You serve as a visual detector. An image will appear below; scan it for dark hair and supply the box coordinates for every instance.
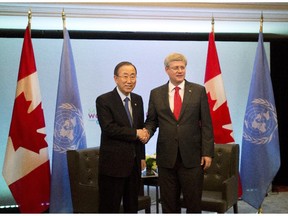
[114,61,137,76]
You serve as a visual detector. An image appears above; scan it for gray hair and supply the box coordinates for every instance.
[164,53,187,67]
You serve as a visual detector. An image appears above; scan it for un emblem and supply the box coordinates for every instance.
[54,103,85,153]
[243,98,278,145]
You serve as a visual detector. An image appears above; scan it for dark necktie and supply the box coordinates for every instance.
[174,86,182,120]
[124,97,133,126]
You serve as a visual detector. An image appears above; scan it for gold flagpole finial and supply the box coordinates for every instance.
[28,9,32,29]
[62,9,66,29]
[260,12,263,33]
[211,15,215,33]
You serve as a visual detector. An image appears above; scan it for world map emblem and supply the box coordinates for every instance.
[54,103,85,153]
[243,98,278,145]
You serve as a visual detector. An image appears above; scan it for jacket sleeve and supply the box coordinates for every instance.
[144,90,159,139]
[200,87,214,157]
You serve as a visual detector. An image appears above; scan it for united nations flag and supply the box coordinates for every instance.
[240,31,281,210]
[50,27,87,213]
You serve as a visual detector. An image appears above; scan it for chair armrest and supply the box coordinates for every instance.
[222,175,238,208]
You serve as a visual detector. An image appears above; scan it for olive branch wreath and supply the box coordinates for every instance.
[243,98,278,145]
[53,103,85,153]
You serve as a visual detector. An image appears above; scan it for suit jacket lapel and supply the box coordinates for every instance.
[161,83,175,119]
[112,88,131,127]
[130,94,138,127]
[179,82,193,120]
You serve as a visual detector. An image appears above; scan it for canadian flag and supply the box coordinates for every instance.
[204,32,242,196]
[2,25,50,213]
[204,32,235,144]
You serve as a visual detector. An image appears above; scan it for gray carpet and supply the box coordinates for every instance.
[139,187,288,214]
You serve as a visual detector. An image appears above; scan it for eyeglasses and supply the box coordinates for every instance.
[117,74,137,81]
[169,66,186,72]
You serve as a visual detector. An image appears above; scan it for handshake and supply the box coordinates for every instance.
[137,128,150,144]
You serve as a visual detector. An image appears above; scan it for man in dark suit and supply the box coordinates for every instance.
[96,61,147,213]
[144,53,214,213]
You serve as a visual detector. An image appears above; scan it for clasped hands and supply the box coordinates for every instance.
[137,128,150,144]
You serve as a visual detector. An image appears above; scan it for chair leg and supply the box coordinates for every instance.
[233,203,238,213]
[145,206,151,213]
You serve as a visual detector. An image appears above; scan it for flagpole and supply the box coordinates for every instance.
[28,9,32,31]
[258,13,264,215]
[260,12,263,33]
[62,9,66,29]
[257,13,264,214]
[211,16,214,33]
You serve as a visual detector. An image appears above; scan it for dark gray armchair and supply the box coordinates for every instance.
[67,146,151,213]
[181,144,239,213]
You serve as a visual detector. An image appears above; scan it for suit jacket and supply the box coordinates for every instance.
[96,88,145,177]
[145,80,214,169]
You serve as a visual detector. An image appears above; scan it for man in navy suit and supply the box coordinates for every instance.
[144,53,214,213]
[96,61,147,213]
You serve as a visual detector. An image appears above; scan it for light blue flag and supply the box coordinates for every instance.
[240,32,280,210]
[50,28,87,213]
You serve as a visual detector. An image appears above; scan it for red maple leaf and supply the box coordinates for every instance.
[207,92,235,144]
[9,92,47,153]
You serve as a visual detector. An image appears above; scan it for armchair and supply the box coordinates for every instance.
[66,146,151,213]
[181,144,239,213]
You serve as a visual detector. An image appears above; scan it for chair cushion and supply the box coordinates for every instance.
[201,190,227,213]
